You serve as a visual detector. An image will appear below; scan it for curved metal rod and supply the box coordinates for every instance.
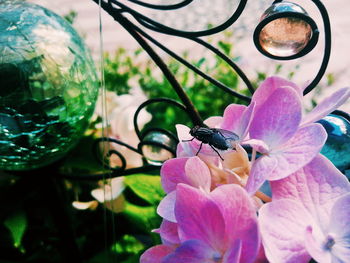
[93,137,140,171]
[61,165,160,180]
[126,0,194,10]
[303,0,331,95]
[110,0,247,37]
[133,97,189,140]
[122,17,253,100]
[100,4,204,125]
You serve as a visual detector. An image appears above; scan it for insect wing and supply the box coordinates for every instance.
[215,129,239,148]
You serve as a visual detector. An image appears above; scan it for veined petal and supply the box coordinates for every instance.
[250,86,302,149]
[175,184,226,251]
[161,157,189,193]
[259,199,313,263]
[304,226,332,263]
[210,185,260,263]
[328,193,350,262]
[176,124,192,141]
[301,87,350,126]
[252,76,302,108]
[156,219,180,245]
[268,123,327,181]
[140,245,175,263]
[245,155,278,195]
[163,239,220,263]
[157,191,176,222]
[223,239,242,263]
[204,116,223,128]
[185,157,211,193]
[271,154,350,231]
[221,104,246,134]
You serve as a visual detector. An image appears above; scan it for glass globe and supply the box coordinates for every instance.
[0,0,99,170]
[318,114,350,172]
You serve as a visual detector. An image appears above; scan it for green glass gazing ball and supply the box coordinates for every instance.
[0,1,99,170]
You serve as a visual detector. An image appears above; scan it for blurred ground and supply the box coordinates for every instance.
[29,0,350,111]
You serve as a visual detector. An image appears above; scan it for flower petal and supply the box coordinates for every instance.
[252,76,302,108]
[157,191,176,222]
[140,245,175,263]
[156,219,180,245]
[245,155,278,195]
[268,123,327,181]
[259,199,313,263]
[210,184,260,263]
[175,184,226,251]
[271,154,350,230]
[161,157,189,193]
[185,156,211,193]
[304,226,331,263]
[328,193,350,262]
[223,239,242,263]
[221,104,246,133]
[250,86,302,149]
[301,87,350,126]
[163,239,219,263]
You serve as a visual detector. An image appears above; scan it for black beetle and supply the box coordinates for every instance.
[183,125,239,160]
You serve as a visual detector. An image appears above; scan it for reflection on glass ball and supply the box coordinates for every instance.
[140,131,177,166]
[259,17,312,57]
[317,114,350,172]
[257,1,314,58]
[0,1,99,170]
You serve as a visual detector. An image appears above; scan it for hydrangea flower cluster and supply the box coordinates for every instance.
[140,76,350,263]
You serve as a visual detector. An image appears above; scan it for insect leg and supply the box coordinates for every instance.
[196,142,203,156]
[209,145,224,161]
[182,137,195,142]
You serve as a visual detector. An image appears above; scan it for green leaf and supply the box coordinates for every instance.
[124,174,165,205]
[123,203,160,231]
[113,234,144,254]
[4,211,27,249]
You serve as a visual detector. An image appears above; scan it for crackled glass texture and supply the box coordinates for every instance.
[259,1,312,57]
[0,1,99,170]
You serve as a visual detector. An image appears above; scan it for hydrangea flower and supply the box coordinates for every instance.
[259,154,350,262]
[141,184,260,263]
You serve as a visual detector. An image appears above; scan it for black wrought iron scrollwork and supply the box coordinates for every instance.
[85,0,333,179]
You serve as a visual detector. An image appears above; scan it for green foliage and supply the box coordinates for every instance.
[103,36,259,133]
[4,211,27,251]
[124,174,165,205]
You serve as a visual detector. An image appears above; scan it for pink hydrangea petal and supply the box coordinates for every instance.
[238,101,256,140]
[245,155,278,195]
[243,139,270,153]
[328,193,350,262]
[250,86,302,149]
[204,116,223,128]
[252,76,302,108]
[268,123,327,181]
[304,226,332,263]
[301,87,350,126]
[210,184,260,262]
[161,157,189,193]
[223,239,242,263]
[185,156,211,192]
[259,199,313,263]
[163,239,219,263]
[271,154,350,230]
[157,220,180,245]
[176,124,192,141]
[175,184,226,251]
[221,104,246,133]
[140,244,175,263]
[157,191,176,222]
